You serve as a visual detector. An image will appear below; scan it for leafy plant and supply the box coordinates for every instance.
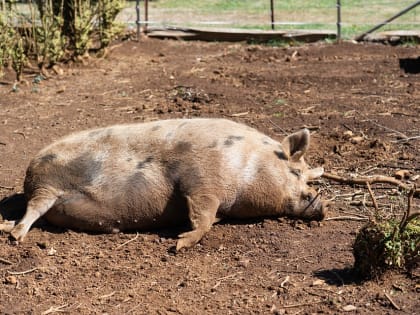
[353,188,419,279]
[0,9,15,77]
[35,0,66,67]
[97,0,125,48]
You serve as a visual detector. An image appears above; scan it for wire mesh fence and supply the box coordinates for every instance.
[118,0,420,39]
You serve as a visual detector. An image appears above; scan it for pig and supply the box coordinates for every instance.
[0,118,326,250]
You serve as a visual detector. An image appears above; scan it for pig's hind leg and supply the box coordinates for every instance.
[176,194,220,251]
[44,193,118,234]
[9,193,58,241]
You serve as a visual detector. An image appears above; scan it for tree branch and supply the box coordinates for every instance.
[322,172,420,198]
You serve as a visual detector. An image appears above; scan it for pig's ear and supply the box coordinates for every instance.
[281,129,310,162]
[305,167,324,180]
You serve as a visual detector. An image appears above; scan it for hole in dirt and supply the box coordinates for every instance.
[399,57,420,74]
[314,267,363,286]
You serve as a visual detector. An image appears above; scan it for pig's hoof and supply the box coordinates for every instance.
[10,223,27,242]
[176,230,202,251]
[0,220,16,233]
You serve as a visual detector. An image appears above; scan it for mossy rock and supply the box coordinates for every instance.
[353,218,419,279]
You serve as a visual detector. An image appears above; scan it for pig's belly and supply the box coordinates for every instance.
[45,190,190,233]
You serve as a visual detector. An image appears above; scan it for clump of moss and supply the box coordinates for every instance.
[353,217,419,279]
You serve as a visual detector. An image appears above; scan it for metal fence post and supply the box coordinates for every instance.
[270,0,275,30]
[145,0,149,33]
[136,0,141,40]
[337,0,341,41]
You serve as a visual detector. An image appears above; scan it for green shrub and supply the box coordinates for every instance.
[0,0,126,80]
[353,202,419,279]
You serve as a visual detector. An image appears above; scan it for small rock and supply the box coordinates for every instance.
[342,304,357,312]
[394,170,410,180]
[350,136,364,144]
[47,247,57,256]
[343,130,353,139]
[94,271,101,278]
[311,279,325,286]
[5,275,17,285]
[52,65,64,75]
[238,259,250,268]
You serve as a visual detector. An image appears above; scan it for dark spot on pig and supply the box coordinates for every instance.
[137,156,154,169]
[224,139,234,146]
[40,154,57,163]
[126,171,148,191]
[208,140,218,148]
[274,150,288,160]
[175,141,192,153]
[64,153,102,188]
[224,135,244,146]
[262,138,271,145]
[151,125,161,131]
[164,159,202,193]
[165,160,181,183]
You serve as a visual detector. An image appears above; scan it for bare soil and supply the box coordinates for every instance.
[0,38,419,314]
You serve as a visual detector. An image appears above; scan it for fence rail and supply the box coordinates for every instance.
[117,0,420,39]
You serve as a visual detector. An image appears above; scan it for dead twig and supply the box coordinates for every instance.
[0,184,14,190]
[217,271,243,281]
[280,276,290,288]
[0,257,13,265]
[384,293,401,311]
[361,115,408,140]
[391,135,420,143]
[322,172,420,198]
[115,233,139,250]
[280,300,322,308]
[42,304,68,315]
[399,186,419,231]
[7,267,38,275]
[226,111,249,117]
[366,182,379,214]
[325,216,369,221]
[268,119,288,135]
[99,291,116,300]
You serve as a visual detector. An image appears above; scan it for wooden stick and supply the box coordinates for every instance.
[115,233,139,250]
[322,172,420,198]
[366,182,379,213]
[7,267,38,275]
[280,301,322,308]
[0,257,13,265]
[0,185,14,190]
[42,304,68,315]
[384,293,401,310]
[325,216,368,221]
[400,186,419,231]
[392,135,420,143]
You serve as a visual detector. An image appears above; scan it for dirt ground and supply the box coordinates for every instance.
[0,38,419,314]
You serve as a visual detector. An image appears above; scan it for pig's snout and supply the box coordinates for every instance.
[301,190,327,221]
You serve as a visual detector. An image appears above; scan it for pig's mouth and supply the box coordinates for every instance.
[301,190,325,220]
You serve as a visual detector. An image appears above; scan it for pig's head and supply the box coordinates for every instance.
[280,129,326,221]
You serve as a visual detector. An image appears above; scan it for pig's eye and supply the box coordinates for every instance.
[290,168,301,178]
